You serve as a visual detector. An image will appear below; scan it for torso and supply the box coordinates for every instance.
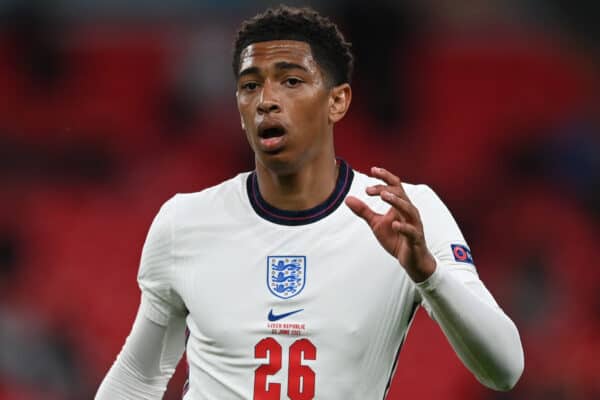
[169,161,420,399]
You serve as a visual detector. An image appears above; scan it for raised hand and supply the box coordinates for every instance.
[345,167,436,282]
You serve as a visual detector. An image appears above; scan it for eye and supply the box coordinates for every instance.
[241,82,259,91]
[284,77,303,87]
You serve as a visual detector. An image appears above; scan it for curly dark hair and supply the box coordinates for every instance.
[232,5,354,86]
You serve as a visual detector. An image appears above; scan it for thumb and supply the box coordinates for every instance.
[345,196,377,227]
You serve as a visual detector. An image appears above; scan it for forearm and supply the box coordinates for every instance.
[95,307,186,399]
[416,264,524,391]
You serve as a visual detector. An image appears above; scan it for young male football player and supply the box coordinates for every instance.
[96,6,524,399]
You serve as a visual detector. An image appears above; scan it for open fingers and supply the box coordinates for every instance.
[391,221,422,244]
[369,167,409,199]
[380,190,421,225]
[345,196,381,228]
[366,184,387,196]
[371,167,400,187]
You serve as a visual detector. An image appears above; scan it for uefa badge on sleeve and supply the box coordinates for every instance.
[267,256,306,299]
[451,244,475,265]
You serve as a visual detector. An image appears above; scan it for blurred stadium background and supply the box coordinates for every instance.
[0,0,598,399]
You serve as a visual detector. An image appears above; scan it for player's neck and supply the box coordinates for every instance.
[255,154,339,211]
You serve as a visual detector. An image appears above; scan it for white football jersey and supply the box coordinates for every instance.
[137,160,477,400]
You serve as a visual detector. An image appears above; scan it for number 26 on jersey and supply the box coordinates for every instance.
[254,337,316,400]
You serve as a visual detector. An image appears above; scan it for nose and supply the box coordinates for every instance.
[257,81,280,114]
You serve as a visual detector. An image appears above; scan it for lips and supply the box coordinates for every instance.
[257,121,287,153]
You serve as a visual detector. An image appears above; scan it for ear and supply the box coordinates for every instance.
[328,83,352,124]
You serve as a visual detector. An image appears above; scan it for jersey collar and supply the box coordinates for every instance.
[247,159,354,226]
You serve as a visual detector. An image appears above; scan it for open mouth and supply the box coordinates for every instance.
[257,124,287,152]
[259,126,286,139]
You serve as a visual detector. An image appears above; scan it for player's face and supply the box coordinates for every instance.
[236,40,338,173]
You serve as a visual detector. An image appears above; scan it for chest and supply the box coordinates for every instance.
[172,218,415,353]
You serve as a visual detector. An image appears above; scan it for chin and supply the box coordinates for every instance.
[256,151,302,175]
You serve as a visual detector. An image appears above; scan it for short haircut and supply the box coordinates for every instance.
[232,5,354,86]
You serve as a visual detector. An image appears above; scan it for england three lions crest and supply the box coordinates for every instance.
[267,256,306,299]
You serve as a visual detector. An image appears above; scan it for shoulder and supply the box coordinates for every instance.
[163,172,251,217]
[151,172,255,234]
[349,168,439,213]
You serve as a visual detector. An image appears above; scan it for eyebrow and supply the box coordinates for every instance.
[274,62,309,73]
[238,62,309,78]
[239,66,260,78]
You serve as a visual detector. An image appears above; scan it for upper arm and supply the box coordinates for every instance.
[95,305,186,399]
[413,185,477,275]
[122,305,187,378]
[411,185,499,309]
[138,197,186,326]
